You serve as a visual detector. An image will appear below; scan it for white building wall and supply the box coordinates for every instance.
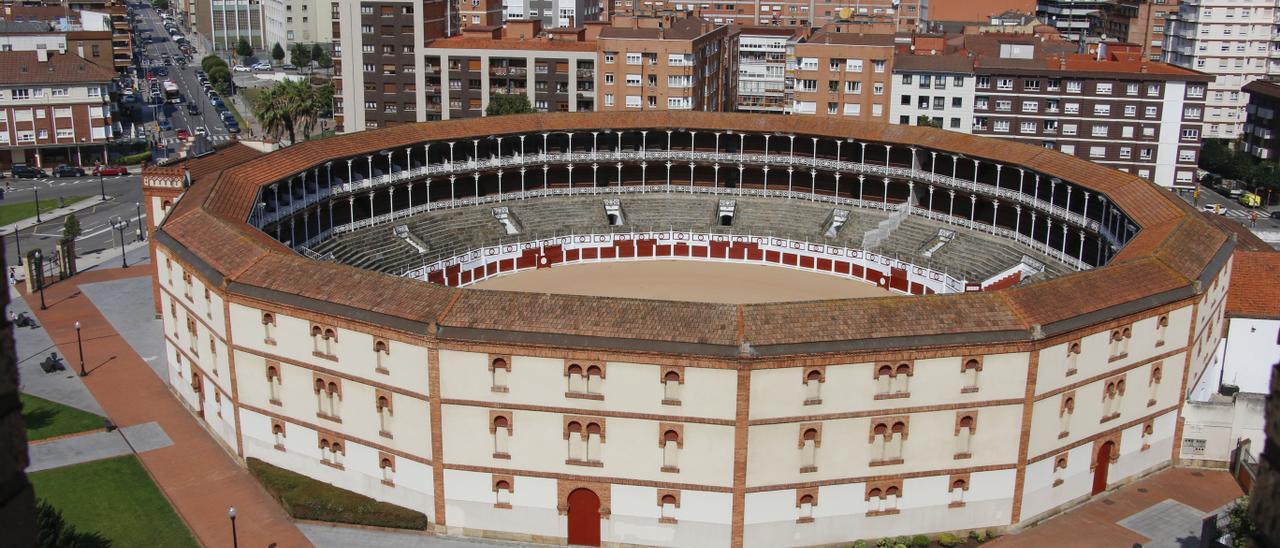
[889,71,976,133]
[1154,81,1187,187]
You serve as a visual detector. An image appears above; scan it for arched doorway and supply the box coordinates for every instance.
[566,488,601,546]
[1092,441,1114,495]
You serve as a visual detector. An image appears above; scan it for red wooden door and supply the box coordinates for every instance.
[566,488,601,546]
[1092,441,1114,495]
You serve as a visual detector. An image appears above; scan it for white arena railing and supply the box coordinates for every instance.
[291,185,1093,272]
[399,229,970,295]
[257,150,1105,236]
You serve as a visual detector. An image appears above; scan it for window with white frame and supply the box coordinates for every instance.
[993,120,1010,132]
[1020,121,1036,134]
[1090,146,1106,158]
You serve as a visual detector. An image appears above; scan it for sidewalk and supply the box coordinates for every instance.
[990,467,1243,547]
[20,266,311,547]
[3,195,112,234]
[28,421,172,473]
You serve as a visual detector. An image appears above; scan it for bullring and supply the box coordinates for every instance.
[143,111,1232,547]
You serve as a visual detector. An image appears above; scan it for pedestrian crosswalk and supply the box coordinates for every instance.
[159,134,236,146]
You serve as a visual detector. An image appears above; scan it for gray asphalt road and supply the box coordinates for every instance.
[135,5,234,152]
[1184,184,1280,231]
[4,175,147,265]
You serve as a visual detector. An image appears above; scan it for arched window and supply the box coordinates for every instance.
[495,480,512,506]
[804,369,823,404]
[876,364,894,394]
[323,329,337,355]
[493,415,511,457]
[1156,315,1169,346]
[1148,364,1162,406]
[1053,455,1068,487]
[961,359,980,392]
[585,422,603,462]
[311,325,324,353]
[585,365,603,394]
[867,487,885,513]
[894,363,912,394]
[956,415,975,458]
[380,458,395,484]
[884,485,901,511]
[800,427,818,471]
[1141,422,1154,451]
[871,422,889,462]
[374,340,389,373]
[1110,329,1124,358]
[949,479,967,506]
[887,422,906,460]
[1060,395,1075,437]
[1066,341,1081,375]
[566,421,585,461]
[662,370,682,403]
[262,313,276,343]
[662,429,681,471]
[267,366,281,403]
[566,364,586,393]
[796,494,814,523]
[491,357,508,391]
[272,423,285,448]
[330,441,344,466]
[376,395,392,434]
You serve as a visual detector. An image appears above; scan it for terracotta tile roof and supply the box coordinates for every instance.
[441,291,739,346]
[1201,212,1275,252]
[425,36,596,52]
[1226,251,1280,319]
[156,112,1233,356]
[929,0,1035,22]
[0,50,116,84]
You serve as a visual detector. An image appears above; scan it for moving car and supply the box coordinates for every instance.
[225,122,241,134]
[194,126,208,136]
[281,64,297,71]
[186,103,200,115]
[252,62,272,71]
[232,65,251,72]
[1239,192,1262,208]
[176,129,190,139]
[93,165,130,176]
[11,165,47,178]
[52,165,86,177]
[158,119,173,131]
[1201,204,1226,216]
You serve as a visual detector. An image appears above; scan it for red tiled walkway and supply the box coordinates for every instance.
[25,267,311,548]
[991,467,1243,548]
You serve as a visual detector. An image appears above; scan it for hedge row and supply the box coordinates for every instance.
[116,151,152,165]
[246,458,430,530]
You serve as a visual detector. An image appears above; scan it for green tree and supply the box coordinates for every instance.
[289,43,311,69]
[252,79,329,144]
[207,65,232,94]
[915,115,942,129]
[61,214,81,242]
[151,0,169,10]
[485,94,535,116]
[1225,497,1255,548]
[235,38,253,63]
[1199,139,1234,174]
[200,55,227,74]
[310,43,325,65]
[314,48,332,70]
[35,499,112,547]
[271,43,285,64]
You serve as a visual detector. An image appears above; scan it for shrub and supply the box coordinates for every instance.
[247,458,429,530]
[911,534,930,547]
[895,536,911,547]
[893,544,909,548]
[116,151,152,165]
[938,532,962,547]
[877,538,892,548]
[852,541,869,548]
[982,529,997,543]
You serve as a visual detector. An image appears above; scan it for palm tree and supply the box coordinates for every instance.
[251,84,296,144]
[251,79,329,144]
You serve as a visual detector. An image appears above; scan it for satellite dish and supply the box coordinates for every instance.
[839,7,851,19]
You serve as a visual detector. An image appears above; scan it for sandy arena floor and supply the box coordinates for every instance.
[469,260,892,304]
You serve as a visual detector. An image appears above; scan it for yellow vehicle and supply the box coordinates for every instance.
[1239,192,1262,208]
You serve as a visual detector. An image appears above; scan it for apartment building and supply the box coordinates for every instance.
[424,21,597,120]
[1242,79,1280,160]
[970,38,1208,188]
[262,0,334,59]
[596,15,737,112]
[333,0,457,131]
[0,5,132,72]
[1165,0,1276,140]
[789,30,894,120]
[502,0,601,28]
[737,26,802,114]
[0,50,115,167]
[461,0,504,28]
[1098,0,1179,61]
[889,50,977,132]
[1037,0,1109,42]
[611,0,923,30]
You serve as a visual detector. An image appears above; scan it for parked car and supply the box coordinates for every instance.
[225,122,240,134]
[176,129,190,139]
[93,165,130,176]
[232,65,251,72]
[52,164,86,177]
[158,119,173,131]
[11,165,47,178]
[194,126,208,136]
[252,62,272,71]
[281,64,297,71]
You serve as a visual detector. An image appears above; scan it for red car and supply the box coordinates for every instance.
[93,165,129,176]
[176,129,190,139]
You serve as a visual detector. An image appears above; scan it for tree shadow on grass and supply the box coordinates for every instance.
[22,406,57,431]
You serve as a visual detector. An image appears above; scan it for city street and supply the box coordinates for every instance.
[4,174,146,269]
[1180,185,1280,231]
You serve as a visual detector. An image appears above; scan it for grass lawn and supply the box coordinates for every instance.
[248,457,429,530]
[30,455,198,547]
[20,393,104,441]
[0,195,89,226]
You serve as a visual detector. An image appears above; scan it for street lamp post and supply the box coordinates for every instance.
[135,202,144,242]
[13,227,21,266]
[228,506,238,548]
[33,185,41,223]
[98,168,107,201]
[75,321,85,377]
[110,217,129,268]
[33,250,45,310]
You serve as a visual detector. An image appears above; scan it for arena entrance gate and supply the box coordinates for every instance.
[1092,441,1114,495]
[566,487,601,546]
